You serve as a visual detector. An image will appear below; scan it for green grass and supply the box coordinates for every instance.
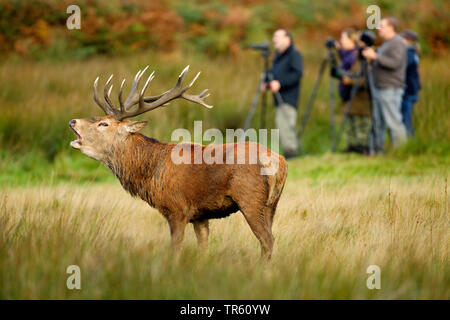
[1,141,448,187]
[0,150,115,186]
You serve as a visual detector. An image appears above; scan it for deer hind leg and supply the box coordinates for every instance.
[265,171,285,232]
[193,219,209,252]
[240,204,274,260]
[264,205,277,233]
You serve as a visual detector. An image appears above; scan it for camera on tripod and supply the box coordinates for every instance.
[323,38,340,78]
[249,41,271,58]
[324,30,376,52]
[358,30,376,60]
[325,30,376,79]
[243,41,274,130]
[243,41,285,130]
[359,30,376,48]
[324,38,337,50]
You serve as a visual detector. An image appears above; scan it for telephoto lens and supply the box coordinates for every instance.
[360,30,376,47]
[324,38,336,49]
[249,41,270,51]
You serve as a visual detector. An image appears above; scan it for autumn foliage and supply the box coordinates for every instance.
[0,0,448,58]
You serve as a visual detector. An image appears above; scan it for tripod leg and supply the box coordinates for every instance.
[297,57,328,154]
[261,90,267,128]
[366,62,377,155]
[244,79,263,131]
[330,75,336,152]
[298,58,328,138]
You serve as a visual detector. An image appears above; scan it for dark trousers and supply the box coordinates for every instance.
[401,94,418,137]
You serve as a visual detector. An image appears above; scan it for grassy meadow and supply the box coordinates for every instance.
[0,154,448,299]
[0,43,449,299]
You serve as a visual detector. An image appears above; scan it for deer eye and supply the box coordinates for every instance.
[98,122,109,127]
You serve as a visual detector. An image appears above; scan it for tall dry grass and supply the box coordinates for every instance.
[1,172,448,299]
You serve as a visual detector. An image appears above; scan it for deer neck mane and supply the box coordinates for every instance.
[104,133,166,202]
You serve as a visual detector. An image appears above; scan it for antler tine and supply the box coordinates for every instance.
[199,89,210,98]
[107,85,113,98]
[140,71,155,97]
[134,69,142,82]
[123,66,149,111]
[182,89,213,109]
[118,79,126,112]
[175,65,190,89]
[103,74,115,109]
[138,66,149,82]
[93,76,115,116]
[185,71,201,89]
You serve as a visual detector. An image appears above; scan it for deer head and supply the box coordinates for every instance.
[69,65,212,161]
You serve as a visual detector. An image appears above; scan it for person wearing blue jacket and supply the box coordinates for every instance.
[400,30,421,137]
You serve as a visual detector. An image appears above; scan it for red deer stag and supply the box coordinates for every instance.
[69,65,287,259]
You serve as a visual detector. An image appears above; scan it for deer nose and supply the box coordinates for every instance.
[69,119,76,128]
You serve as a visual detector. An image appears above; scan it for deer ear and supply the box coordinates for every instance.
[124,121,148,133]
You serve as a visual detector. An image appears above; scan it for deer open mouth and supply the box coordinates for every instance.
[69,124,82,148]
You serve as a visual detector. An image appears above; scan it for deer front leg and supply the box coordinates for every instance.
[167,216,188,253]
[193,219,209,252]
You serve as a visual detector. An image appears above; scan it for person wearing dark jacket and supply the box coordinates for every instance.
[262,29,303,159]
[400,30,421,137]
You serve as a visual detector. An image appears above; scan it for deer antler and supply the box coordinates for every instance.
[93,66,213,120]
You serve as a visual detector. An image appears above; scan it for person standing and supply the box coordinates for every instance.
[400,30,421,137]
[336,28,372,155]
[262,29,303,159]
[363,17,407,153]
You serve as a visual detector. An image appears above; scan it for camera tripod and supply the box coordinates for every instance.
[244,51,284,131]
[296,49,339,154]
[334,59,376,153]
[297,49,376,154]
